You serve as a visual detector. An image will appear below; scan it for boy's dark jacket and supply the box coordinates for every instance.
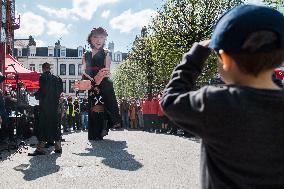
[161,43,284,189]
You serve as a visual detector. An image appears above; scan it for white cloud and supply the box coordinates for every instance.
[15,12,46,38]
[110,9,157,33]
[38,0,118,21]
[46,21,72,38]
[35,39,46,47]
[38,5,78,20]
[101,10,111,19]
[72,0,118,20]
[246,0,265,5]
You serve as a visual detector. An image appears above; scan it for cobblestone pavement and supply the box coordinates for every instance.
[0,130,201,189]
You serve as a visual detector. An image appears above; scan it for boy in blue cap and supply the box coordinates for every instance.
[161,5,284,188]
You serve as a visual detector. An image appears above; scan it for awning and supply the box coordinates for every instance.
[4,54,40,90]
[4,54,40,81]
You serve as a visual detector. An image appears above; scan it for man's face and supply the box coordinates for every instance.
[91,34,106,49]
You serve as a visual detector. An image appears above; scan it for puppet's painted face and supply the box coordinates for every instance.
[91,34,106,50]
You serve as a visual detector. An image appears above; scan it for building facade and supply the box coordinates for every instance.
[13,36,127,97]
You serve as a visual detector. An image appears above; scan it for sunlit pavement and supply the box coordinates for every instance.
[0,130,200,189]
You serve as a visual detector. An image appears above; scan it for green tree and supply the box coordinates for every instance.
[263,0,284,11]
[114,0,244,98]
[150,0,243,86]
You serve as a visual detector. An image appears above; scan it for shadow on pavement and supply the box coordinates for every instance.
[14,153,61,181]
[75,139,143,171]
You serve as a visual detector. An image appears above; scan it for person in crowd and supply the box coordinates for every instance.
[141,97,150,131]
[136,99,144,129]
[80,97,89,130]
[66,96,75,131]
[161,5,284,188]
[81,27,120,129]
[0,88,7,143]
[18,82,29,114]
[29,62,63,156]
[73,97,81,130]
[3,85,17,141]
[128,99,137,129]
[272,72,283,88]
[157,93,167,133]
[149,95,159,132]
[120,98,129,128]
[58,93,68,132]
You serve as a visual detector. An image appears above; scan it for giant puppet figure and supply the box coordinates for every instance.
[75,27,120,140]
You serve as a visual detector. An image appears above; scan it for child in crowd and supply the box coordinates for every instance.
[161,5,284,188]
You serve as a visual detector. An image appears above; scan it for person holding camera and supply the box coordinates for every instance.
[161,5,284,188]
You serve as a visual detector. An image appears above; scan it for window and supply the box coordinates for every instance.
[78,64,82,75]
[18,49,22,57]
[39,64,43,73]
[61,49,66,57]
[56,49,60,57]
[63,80,66,93]
[69,64,75,75]
[69,80,75,93]
[48,47,54,56]
[29,64,35,71]
[60,64,66,75]
[117,54,121,62]
[78,50,83,57]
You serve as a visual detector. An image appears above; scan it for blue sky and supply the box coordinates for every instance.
[15,0,164,52]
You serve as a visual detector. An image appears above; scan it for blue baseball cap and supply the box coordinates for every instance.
[209,5,284,53]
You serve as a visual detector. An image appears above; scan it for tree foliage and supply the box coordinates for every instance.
[113,0,283,98]
[263,0,284,11]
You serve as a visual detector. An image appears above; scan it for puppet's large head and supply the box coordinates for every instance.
[87,27,108,50]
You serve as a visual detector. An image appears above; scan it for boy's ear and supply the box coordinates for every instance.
[219,50,233,71]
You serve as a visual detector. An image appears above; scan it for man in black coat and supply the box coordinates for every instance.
[29,62,63,156]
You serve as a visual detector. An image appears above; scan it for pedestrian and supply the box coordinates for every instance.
[149,95,159,132]
[0,79,8,143]
[120,98,129,128]
[128,100,137,129]
[161,5,284,188]
[29,62,63,156]
[80,97,88,130]
[157,94,167,133]
[136,99,144,129]
[74,97,81,130]
[58,93,67,132]
[3,85,17,141]
[66,96,75,131]
[141,97,151,131]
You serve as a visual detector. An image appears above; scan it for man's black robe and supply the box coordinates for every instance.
[35,72,63,141]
